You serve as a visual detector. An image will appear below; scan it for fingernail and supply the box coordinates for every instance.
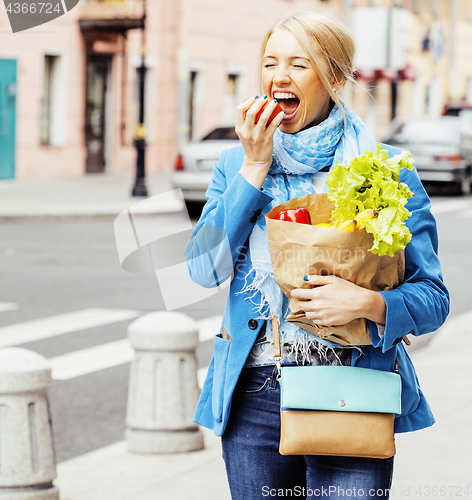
[254,95,259,99]
[283,111,286,114]
[263,95,268,99]
[273,99,278,103]
[303,275,309,282]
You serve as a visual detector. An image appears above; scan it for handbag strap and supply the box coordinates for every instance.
[271,314,399,374]
[272,315,282,379]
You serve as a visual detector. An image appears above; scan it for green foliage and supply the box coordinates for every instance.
[326,144,414,257]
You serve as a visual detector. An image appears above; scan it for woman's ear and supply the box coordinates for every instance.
[331,77,345,92]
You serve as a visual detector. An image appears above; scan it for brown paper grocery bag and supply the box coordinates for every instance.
[265,193,405,346]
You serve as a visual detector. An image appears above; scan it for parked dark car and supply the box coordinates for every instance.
[172,127,240,206]
[443,101,472,122]
[384,116,472,195]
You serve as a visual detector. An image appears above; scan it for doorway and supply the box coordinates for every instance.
[0,59,17,180]
[85,54,111,173]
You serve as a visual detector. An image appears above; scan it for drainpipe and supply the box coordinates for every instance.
[449,0,458,100]
[177,0,189,149]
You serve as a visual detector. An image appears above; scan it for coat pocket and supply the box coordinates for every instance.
[212,333,231,422]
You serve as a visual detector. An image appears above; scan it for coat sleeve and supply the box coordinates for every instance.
[369,166,450,352]
[185,147,273,288]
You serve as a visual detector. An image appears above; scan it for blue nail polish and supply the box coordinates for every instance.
[263,95,268,99]
[303,275,309,282]
[283,111,286,114]
[273,99,278,103]
[254,95,259,99]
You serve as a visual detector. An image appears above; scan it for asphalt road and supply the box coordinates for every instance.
[0,192,471,463]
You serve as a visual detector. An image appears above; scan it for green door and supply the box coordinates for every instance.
[0,59,17,180]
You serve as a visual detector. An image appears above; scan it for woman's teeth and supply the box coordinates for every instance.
[273,92,300,117]
[273,92,298,99]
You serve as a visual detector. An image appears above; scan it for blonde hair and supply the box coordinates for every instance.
[257,11,356,126]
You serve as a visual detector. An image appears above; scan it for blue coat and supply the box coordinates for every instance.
[186,143,450,437]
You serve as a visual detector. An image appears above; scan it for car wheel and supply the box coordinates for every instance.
[184,200,205,219]
[460,175,472,196]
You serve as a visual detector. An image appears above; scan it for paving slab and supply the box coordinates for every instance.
[0,171,184,218]
[55,427,230,500]
[52,312,472,500]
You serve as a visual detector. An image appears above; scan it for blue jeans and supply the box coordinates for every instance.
[221,366,394,500]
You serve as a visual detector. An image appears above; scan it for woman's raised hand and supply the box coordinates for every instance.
[236,96,284,189]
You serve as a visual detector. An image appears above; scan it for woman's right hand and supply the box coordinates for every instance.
[235,96,284,189]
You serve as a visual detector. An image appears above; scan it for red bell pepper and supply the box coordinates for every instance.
[274,207,312,225]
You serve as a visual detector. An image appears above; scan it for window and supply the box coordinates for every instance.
[227,74,238,97]
[40,54,66,146]
[224,73,240,125]
[40,55,58,145]
[183,61,205,142]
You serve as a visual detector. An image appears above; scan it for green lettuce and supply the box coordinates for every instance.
[326,143,414,257]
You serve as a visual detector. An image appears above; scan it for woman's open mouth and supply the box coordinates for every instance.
[273,92,300,120]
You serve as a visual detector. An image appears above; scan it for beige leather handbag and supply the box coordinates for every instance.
[272,317,401,459]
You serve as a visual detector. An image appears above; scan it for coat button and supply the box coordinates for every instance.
[248,319,258,330]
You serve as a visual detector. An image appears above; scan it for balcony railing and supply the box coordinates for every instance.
[79,0,144,32]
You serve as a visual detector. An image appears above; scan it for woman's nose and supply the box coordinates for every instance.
[273,66,290,85]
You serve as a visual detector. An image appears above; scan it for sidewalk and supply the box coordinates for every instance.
[2,175,470,498]
[0,171,183,218]
[53,311,472,500]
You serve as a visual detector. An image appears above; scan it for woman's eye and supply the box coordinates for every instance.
[293,64,306,69]
[264,64,276,68]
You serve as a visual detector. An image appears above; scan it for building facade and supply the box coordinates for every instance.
[0,0,471,181]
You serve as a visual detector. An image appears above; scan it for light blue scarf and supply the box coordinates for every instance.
[241,102,377,356]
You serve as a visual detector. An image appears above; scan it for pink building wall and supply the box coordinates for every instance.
[7,0,469,180]
[0,0,340,180]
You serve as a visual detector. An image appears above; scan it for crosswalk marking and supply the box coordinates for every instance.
[49,315,222,381]
[0,302,18,313]
[197,367,208,389]
[430,198,472,215]
[50,340,133,380]
[197,315,222,342]
[0,308,141,349]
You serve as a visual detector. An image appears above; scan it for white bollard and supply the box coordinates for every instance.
[0,348,59,500]
[125,311,204,454]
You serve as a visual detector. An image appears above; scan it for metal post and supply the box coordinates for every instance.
[391,79,398,121]
[131,2,148,197]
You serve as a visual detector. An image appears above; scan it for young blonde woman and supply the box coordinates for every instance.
[186,11,449,500]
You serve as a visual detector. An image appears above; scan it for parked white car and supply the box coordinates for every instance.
[172,127,240,205]
[384,116,472,195]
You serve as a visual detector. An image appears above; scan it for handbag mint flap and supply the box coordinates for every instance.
[280,366,402,414]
